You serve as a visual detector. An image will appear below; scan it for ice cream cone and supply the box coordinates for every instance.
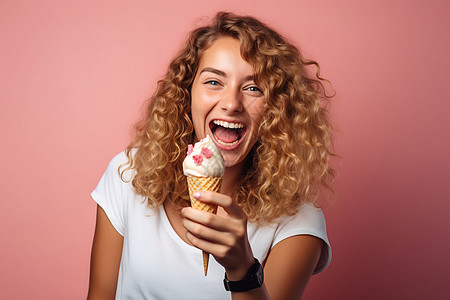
[186,176,222,275]
[183,136,224,276]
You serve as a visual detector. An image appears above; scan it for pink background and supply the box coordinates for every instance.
[1,0,449,299]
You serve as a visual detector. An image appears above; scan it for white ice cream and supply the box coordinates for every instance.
[183,135,225,177]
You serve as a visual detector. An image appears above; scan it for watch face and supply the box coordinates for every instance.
[256,264,264,285]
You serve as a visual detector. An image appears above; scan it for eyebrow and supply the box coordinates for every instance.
[200,67,226,77]
[199,67,254,82]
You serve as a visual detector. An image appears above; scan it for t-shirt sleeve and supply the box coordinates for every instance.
[272,203,332,274]
[91,152,131,236]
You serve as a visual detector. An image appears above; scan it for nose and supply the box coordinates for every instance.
[219,91,243,114]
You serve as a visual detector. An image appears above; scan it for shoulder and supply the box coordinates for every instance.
[276,203,327,235]
[110,150,129,166]
[91,149,137,204]
[108,150,133,170]
[103,150,136,181]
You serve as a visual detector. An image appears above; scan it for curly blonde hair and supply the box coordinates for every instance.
[122,12,335,222]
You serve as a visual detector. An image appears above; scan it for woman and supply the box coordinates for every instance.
[88,12,335,300]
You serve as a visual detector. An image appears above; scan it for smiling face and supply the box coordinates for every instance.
[190,37,265,170]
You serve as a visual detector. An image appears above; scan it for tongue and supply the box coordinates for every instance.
[214,126,239,143]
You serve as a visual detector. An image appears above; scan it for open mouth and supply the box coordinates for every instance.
[210,120,246,146]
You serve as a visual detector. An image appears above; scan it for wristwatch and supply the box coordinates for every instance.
[223,258,264,292]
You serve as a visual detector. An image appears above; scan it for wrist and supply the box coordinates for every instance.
[224,258,264,292]
[225,256,255,281]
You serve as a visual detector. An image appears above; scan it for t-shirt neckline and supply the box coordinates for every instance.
[160,204,201,254]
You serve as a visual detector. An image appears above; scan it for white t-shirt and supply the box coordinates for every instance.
[91,152,331,300]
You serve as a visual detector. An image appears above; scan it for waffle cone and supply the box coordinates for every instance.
[186,176,222,276]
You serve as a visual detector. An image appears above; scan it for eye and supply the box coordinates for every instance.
[244,85,263,96]
[247,86,262,92]
[205,80,221,86]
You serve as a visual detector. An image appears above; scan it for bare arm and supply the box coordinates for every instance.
[263,235,324,300]
[87,205,124,300]
[226,235,323,300]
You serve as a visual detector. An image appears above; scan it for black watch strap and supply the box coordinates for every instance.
[223,258,264,292]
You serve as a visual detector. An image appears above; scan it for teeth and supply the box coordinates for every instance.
[213,120,244,129]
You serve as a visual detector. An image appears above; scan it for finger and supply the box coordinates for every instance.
[194,191,246,219]
[182,217,235,246]
[185,230,230,259]
[182,207,236,233]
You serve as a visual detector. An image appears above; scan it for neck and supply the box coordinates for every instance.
[220,160,246,196]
